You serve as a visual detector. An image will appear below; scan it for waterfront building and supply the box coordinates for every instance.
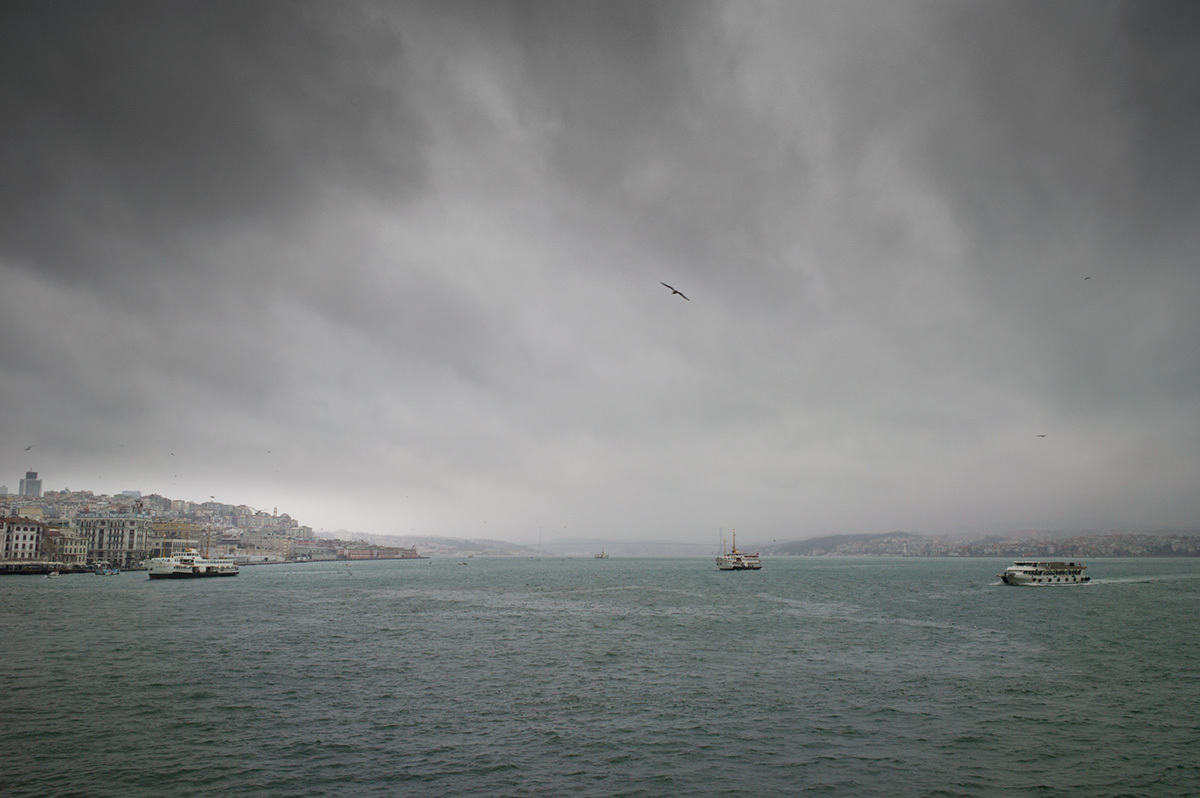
[338,546,424,560]
[42,527,88,566]
[293,539,339,561]
[74,512,152,568]
[149,519,205,557]
[261,534,294,559]
[2,517,46,560]
[153,538,203,558]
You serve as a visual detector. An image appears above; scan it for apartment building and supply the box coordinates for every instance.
[43,527,89,565]
[2,516,46,560]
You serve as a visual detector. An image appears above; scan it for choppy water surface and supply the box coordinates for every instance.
[2,557,1198,797]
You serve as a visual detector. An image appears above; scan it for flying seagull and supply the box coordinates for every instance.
[660,282,690,301]
[1036,434,1047,438]
[24,445,33,451]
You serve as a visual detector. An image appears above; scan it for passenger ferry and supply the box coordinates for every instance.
[998,560,1089,586]
[147,549,240,579]
[716,530,761,571]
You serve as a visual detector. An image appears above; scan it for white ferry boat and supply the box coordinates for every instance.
[998,560,1089,586]
[716,530,761,571]
[147,549,240,579]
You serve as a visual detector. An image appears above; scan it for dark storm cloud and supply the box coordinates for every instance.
[912,1,1200,417]
[1119,1,1200,232]
[895,1,1200,257]
[1,0,424,287]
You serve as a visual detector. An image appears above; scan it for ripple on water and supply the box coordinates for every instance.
[2,557,1198,797]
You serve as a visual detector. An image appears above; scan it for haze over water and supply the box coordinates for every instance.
[3,557,1197,797]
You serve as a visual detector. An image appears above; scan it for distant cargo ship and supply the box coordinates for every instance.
[998,560,1089,586]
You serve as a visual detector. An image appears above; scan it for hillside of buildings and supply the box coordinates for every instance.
[0,481,524,570]
[769,529,1200,557]
[354,533,534,556]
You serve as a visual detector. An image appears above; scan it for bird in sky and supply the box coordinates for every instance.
[24,445,33,451]
[660,282,690,301]
[1037,434,1047,438]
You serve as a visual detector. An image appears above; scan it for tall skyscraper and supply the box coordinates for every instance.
[19,471,42,498]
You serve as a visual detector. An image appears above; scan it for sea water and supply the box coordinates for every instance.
[2,557,1197,797]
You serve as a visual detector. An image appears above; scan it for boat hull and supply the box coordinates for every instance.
[147,569,239,579]
[999,574,1089,586]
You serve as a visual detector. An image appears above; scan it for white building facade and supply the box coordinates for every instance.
[74,512,152,568]
[2,517,46,560]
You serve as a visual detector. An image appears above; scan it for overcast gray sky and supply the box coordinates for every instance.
[3,1,1198,544]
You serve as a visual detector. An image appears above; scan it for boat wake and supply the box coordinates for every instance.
[1089,573,1200,585]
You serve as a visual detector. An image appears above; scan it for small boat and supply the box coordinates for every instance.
[594,551,609,559]
[46,571,61,579]
[716,530,761,571]
[147,549,239,579]
[94,566,120,575]
[998,560,1089,586]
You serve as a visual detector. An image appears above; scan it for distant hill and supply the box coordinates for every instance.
[764,528,1200,557]
[322,532,535,556]
[769,532,922,556]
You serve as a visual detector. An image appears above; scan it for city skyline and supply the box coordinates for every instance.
[6,469,1198,559]
[3,2,1199,544]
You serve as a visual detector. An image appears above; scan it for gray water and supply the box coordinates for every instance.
[2,557,1197,797]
